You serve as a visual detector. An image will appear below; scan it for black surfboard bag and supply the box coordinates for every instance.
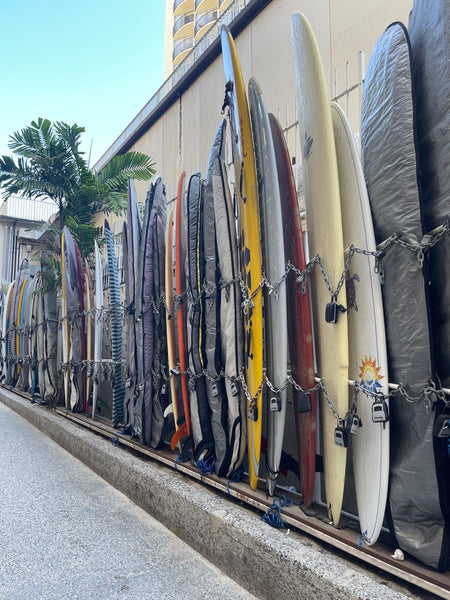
[362,21,449,571]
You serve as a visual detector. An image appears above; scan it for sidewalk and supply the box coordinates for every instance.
[0,401,256,600]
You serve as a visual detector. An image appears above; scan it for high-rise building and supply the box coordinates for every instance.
[165,0,238,76]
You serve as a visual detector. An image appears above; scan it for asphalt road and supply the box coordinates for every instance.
[0,402,256,600]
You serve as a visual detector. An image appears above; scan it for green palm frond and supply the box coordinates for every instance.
[97,151,156,191]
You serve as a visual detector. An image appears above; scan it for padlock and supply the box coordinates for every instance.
[334,426,348,448]
[269,394,281,412]
[297,394,312,413]
[325,298,338,324]
[211,382,219,397]
[248,404,258,421]
[345,413,361,435]
[372,399,389,423]
[230,380,239,396]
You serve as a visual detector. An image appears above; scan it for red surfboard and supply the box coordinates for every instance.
[269,113,316,507]
[172,171,191,449]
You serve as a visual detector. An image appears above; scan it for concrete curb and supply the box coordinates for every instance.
[0,389,429,600]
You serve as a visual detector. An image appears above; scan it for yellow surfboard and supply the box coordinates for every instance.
[221,26,263,489]
[292,13,349,526]
[15,277,28,378]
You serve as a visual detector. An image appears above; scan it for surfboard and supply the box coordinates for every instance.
[209,120,246,478]
[292,12,349,526]
[1,282,13,383]
[361,20,445,571]
[330,101,389,546]
[29,274,40,398]
[60,231,71,409]
[221,25,264,490]
[4,280,15,385]
[173,171,191,450]
[104,219,125,427]
[165,210,184,452]
[14,276,29,383]
[92,240,103,421]
[23,274,37,395]
[15,276,30,391]
[9,258,29,385]
[248,78,288,496]
[269,113,316,508]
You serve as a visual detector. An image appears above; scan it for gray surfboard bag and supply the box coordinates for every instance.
[63,227,83,412]
[186,173,215,461]
[205,120,246,477]
[150,192,171,449]
[409,0,450,571]
[361,21,448,571]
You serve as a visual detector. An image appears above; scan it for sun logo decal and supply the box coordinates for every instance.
[359,356,383,393]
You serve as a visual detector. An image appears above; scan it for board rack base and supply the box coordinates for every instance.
[45,402,448,597]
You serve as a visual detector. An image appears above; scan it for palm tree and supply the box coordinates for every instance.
[0,118,155,256]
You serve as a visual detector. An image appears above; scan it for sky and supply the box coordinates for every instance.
[0,0,166,167]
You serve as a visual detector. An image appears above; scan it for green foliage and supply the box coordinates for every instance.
[0,118,156,259]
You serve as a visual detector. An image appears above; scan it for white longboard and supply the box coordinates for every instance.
[331,101,389,545]
[292,12,349,526]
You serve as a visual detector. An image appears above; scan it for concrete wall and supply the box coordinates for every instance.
[122,0,412,207]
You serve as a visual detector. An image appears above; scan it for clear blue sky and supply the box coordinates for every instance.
[0,0,166,166]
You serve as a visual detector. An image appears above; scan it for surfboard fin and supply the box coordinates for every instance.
[170,422,189,451]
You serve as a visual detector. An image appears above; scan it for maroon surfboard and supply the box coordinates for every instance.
[269,113,316,508]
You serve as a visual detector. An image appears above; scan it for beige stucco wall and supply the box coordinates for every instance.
[126,0,412,209]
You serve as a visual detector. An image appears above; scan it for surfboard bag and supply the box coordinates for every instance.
[202,124,230,476]
[138,178,167,447]
[206,120,246,477]
[186,173,215,461]
[104,220,125,427]
[150,200,172,449]
[63,227,84,412]
[34,253,58,406]
[361,22,448,571]
[408,0,450,570]
[134,181,155,443]
[74,240,87,413]
[125,180,142,437]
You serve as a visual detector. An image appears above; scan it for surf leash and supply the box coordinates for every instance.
[261,495,294,529]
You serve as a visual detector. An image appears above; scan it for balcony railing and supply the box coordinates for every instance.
[173,13,194,36]
[195,0,217,10]
[173,0,194,14]
[173,37,194,61]
[194,9,218,36]
[0,195,56,222]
